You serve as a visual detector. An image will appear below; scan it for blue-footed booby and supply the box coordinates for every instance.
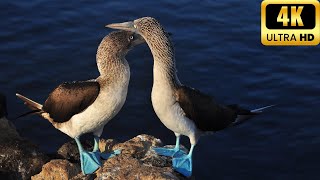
[106,17,275,177]
[16,30,145,175]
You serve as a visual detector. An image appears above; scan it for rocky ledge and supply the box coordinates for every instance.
[1,116,191,180]
[33,134,190,180]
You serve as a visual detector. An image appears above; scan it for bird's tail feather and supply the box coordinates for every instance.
[16,93,55,124]
[15,109,41,119]
[16,93,43,110]
[232,105,276,126]
[15,93,45,119]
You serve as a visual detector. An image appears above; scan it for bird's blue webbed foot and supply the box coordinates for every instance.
[153,136,186,157]
[75,137,101,175]
[100,149,121,160]
[172,154,192,177]
[153,146,186,157]
[172,144,195,177]
[79,150,102,175]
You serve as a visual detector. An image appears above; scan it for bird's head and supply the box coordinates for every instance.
[99,30,145,56]
[96,30,145,75]
[106,17,170,45]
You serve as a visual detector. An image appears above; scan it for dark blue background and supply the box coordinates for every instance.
[0,1,319,179]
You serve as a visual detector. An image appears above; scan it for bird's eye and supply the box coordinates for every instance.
[129,36,134,40]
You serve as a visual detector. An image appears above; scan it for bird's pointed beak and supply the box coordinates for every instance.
[106,21,136,32]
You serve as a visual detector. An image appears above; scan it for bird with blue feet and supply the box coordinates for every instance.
[107,17,275,177]
[16,30,145,175]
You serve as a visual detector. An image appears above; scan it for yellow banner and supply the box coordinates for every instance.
[261,0,320,46]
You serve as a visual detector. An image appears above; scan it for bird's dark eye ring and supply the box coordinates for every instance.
[129,36,134,40]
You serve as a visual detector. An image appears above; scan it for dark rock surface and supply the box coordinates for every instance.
[0,94,49,180]
[0,137,49,180]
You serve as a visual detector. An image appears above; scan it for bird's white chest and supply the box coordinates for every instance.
[151,75,196,137]
[61,74,130,138]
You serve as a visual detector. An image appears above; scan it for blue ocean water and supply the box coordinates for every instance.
[0,1,319,179]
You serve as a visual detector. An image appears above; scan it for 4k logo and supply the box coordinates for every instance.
[261,0,320,46]
[277,6,304,27]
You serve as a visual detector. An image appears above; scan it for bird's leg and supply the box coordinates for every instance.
[172,144,195,177]
[75,137,101,175]
[153,134,186,157]
[93,135,100,152]
[93,135,121,160]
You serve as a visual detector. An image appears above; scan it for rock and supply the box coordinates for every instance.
[98,138,118,154]
[0,94,49,180]
[33,134,191,180]
[0,116,20,141]
[0,94,19,141]
[96,134,188,180]
[0,118,49,180]
[31,160,80,180]
[111,134,162,159]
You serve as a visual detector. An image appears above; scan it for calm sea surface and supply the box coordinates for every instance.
[0,1,319,179]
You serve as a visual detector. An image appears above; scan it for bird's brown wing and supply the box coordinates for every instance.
[175,85,237,132]
[42,81,100,123]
